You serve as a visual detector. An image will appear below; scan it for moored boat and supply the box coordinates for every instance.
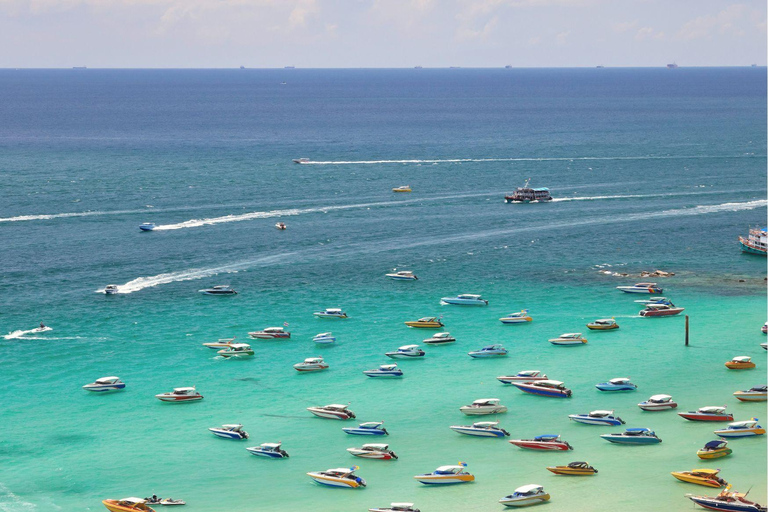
[450,421,510,438]
[548,333,587,346]
[679,406,734,422]
[511,380,572,398]
[546,462,597,476]
[314,308,348,319]
[739,226,768,256]
[422,332,455,344]
[385,345,425,359]
[697,440,732,460]
[392,185,412,193]
[595,377,637,391]
[569,410,625,426]
[639,304,685,317]
[459,398,507,415]
[246,442,289,458]
[313,332,336,344]
[248,327,291,339]
[103,497,155,512]
[294,357,329,372]
[500,310,532,324]
[509,435,572,451]
[307,403,356,420]
[468,344,508,358]
[347,443,398,460]
[713,419,765,438]
[725,356,756,370]
[307,467,366,488]
[733,386,767,402]
[498,484,550,507]
[600,427,662,444]
[414,463,474,485]
[686,488,767,512]
[198,285,237,295]
[671,468,728,488]
[405,317,444,328]
[209,424,249,440]
[386,270,417,280]
[343,421,389,436]
[155,387,203,403]
[616,282,663,294]
[83,376,125,392]
[586,318,619,330]
[638,394,678,411]
[368,503,419,512]
[217,343,254,358]
[202,337,237,349]
[497,370,548,384]
[440,294,488,306]
[363,364,403,378]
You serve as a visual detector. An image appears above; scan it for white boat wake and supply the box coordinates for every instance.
[298,155,763,165]
[3,326,52,340]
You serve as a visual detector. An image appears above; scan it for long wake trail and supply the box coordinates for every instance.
[299,155,764,165]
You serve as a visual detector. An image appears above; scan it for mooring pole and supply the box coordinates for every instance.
[685,315,689,346]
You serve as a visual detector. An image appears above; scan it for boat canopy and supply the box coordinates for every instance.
[327,404,349,409]
[379,364,398,370]
[119,498,147,504]
[589,410,614,417]
[222,424,243,430]
[260,442,281,448]
[359,422,384,428]
[435,465,463,473]
[517,370,540,376]
[514,484,544,494]
[727,420,759,428]
[432,332,451,337]
[534,434,560,441]
[483,344,504,350]
[328,467,355,474]
[749,386,768,392]
[560,333,582,338]
[96,377,120,384]
[649,394,672,402]
[399,345,420,350]
[362,443,389,450]
[264,327,285,332]
[625,427,652,434]
[567,462,591,468]
[173,387,196,393]
[704,440,728,449]
[473,398,500,405]
[609,378,631,384]
[304,358,324,363]
[732,356,751,362]
[699,406,726,414]
[538,380,564,387]
[457,294,482,299]
[418,317,437,322]
[390,504,415,509]
[473,421,499,428]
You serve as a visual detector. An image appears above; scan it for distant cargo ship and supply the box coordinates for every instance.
[72,66,87,70]
[667,63,679,69]
[504,179,552,203]
[284,66,296,69]
[739,227,767,256]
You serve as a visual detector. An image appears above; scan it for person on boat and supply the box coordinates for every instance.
[39,322,45,329]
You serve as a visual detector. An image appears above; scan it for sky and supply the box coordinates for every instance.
[0,0,765,68]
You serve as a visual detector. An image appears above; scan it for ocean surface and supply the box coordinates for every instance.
[0,67,766,512]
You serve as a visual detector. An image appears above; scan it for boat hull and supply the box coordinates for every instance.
[638,402,678,411]
[678,413,734,422]
[509,440,572,451]
[499,495,550,507]
[209,429,247,439]
[671,473,725,488]
[441,299,488,306]
[617,287,663,294]
[713,429,765,438]
[342,429,388,436]
[725,362,756,370]
[640,308,684,317]
[546,467,596,476]
[733,392,767,402]
[405,322,443,328]
[460,406,508,415]
[500,317,532,324]
[247,449,287,458]
[103,501,156,512]
[450,427,508,438]
[600,435,661,444]
[385,352,424,359]
[346,449,396,460]
[363,371,403,377]
[307,474,365,488]
[595,384,636,391]
[511,383,571,398]
[307,409,354,420]
[468,351,507,358]
[549,340,587,346]
[414,475,474,485]
[83,384,125,392]
[569,417,624,426]
[697,448,733,459]
[156,395,203,402]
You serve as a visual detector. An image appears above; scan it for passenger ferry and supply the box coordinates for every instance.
[504,179,552,203]
[739,226,767,256]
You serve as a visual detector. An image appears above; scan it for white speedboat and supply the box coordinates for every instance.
[307,403,356,420]
[468,344,508,358]
[386,271,418,280]
[499,485,550,507]
[450,421,510,438]
[198,285,237,295]
[314,308,348,319]
[616,282,663,294]
[293,157,310,164]
[385,345,425,359]
[347,443,398,460]
[423,332,456,345]
[497,370,547,384]
[313,332,336,344]
[104,284,119,295]
[275,222,287,230]
[548,333,587,346]
[441,294,488,306]
[634,296,669,305]
[209,424,249,439]
[369,504,419,512]
[155,387,203,403]
[248,327,290,339]
[500,310,532,324]
[414,464,474,485]
[139,222,156,231]
[247,442,289,458]
[202,337,237,349]
[568,410,625,426]
[82,376,125,392]
[460,398,507,415]
[217,343,254,358]
[307,467,366,488]
[363,364,403,378]
[638,394,678,411]
[294,357,329,372]
[342,422,389,436]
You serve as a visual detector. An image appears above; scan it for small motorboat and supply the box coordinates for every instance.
[734,385,768,402]
[686,488,767,512]
[155,387,203,403]
[600,427,662,444]
[217,343,254,358]
[595,377,637,392]
[713,419,766,438]
[343,422,389,436]
[586,318,619,330]
[548,333,587,346]
[363,364,403,378]
[392,185,412,192]
[763,322,768,334]
[347,443,398,460]
[246,442,289,458]
[725,356,756,370]
[468,344,508,358]
[459,398,507,415]
[385,345,425,359]
[369,503,419,512]
[616,282,663,294]
[313,332,336,344]
[294,357,329,372]
[441,294,488,306]
[671,468,728,488]
[159,499,185,506]
[83,376,125,392]
[314,308,348,319]
[139,223,156,231]
[307,467,366,488]
[249,327,291,339]
[498,485,550,507]
[762,342,768,350]
[103,497,155,512]
[639,304,684,317]
[569,410,625,426]
[634,296,669,305]
[638,394,678,411]
[422,332,455,344]
[386,270,417,280]
[697,440,732,460]
[499,310,532,324]
[678,406,734,422]
[450,421,510,438]
[209,424,249,440]
[414,463,474,485]
[511,380,572,398]
[405,317,444,328]
[509,435,572,451]
[307,404,356,420]
[104,284,119,295]
[202,337,237,349]
[275,222,287,230]
[546,462,598,476]
[497,370,547,384]
[293,157,309,164]
[198,285,237,295]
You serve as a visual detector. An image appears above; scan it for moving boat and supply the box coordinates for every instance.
[249,327,291,339]
[679,406,734,422]
[440,294,488,306]
[687,488,767,512]
[450,421,510,438]
[504,179,553,203]
[385,345,425,359]
[697,440,732,460]
[671,468,728,488]
[634,296,670,305]
[548,333,587,346]
[595,377,637,391]
[569,410,625,426]
[616,282,663,294]
[733,386,767,402]
[497,370,547,384]
[139,223,156,231]
[347,443,398,460]
[414,463,474,485]
[392,185,412,193]
[546,462,598,476]
[713,419,766,438]
[202,337,237,349]
[209,424,249,440]
[83,376,125,392]
[103,497,155,512]
[600,427,662,444]
[405,317,444,328]
[307,467,366,488]
[198,285,237,295]
[275,222,287,230]
[155,387,203,403]
[500,310,532,324]
[369,504,419,512]
[294,357,329,372]
[725,356,755,370]
[498,485,550,507]
[386,270,417,280]
[422,332,455,344]
[307,404,356,420]
[639,304,685,317]
[509,434,573,451]
[638,394,678,411]
[246,442,289,458]
[468,344,508,358]
[739,226,768,255]
[293,157,310,164]
[511,380,572,398]
[313,332,336,344]
[104,284,119,295]
[459,398,508,415]
[217,343,254,358]
[314,308,348,319]
[363,364,403,378]
[343,421,389,436]
[586,318,619,330]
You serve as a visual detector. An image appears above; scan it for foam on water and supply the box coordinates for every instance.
[299,154,764,165]
[3,326,52,340]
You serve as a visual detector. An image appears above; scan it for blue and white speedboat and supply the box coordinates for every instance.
[468,344,508,358]
[363,364,403,378]
[209,424,249,440]
[246,442,289,458]
[386,270,418,280]
[568,410,625,426]
[314,308,348,319]
[450,421,510,438]
[139,222,156,231]
[199,285,237,295]
[595,377,638,392]
[440,294,488,306]
[385,345,425,359]
[713,419,766,438]
[313,332,336,344]
[634,297,671,305]
[497,370,548,384]
[342,422,389,436]
[600,427,662,444]
[82,376,125,392]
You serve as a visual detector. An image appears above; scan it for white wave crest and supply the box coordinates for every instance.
[3,326,52,340]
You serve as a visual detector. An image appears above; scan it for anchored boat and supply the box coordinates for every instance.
[313,332,336,344]
[363,364,403,378]
[595,377,637,391]
[713,419,765,438]
[405,317,443,328]
[314,308,348,319]
[249,327,291,339]
[307,467,366,488]
[247,442,289,458]
[697,440,732,460]
[385,345,425,359]
[343,422,389,436]
[546,462,597,476]
[423,332,455,344]
[155,387,203,403]
[307,404,356,420]
[103,497,155,512]
[209,424,249,440]
[386,270,417,280]
[671,468,728,488]
[83,376,125,392]
[638,394,678,411]
[217,343,254,358]
[587,318,619,330]
[347,443,398,460]
[569,410,625,426]
[548,333,587,346]
[498,485,550,507]
[679,406,734,422]
[616,282,663,294]
[414,463,474,485]
[459,398,507,415]
[468,344,508,358]
[600,427,662,444]
[725,356,756,370]
[509,435,572,451]
[440,294,488,306]
[497,370,547,384]
[733,386,767,402]
[294,357,329,372]
[500,310,532,324]
[450,421,510,438]
[511,380,572,398]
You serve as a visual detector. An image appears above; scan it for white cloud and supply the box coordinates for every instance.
[555,30,570,44]
[635,26,663,41]
[677,3,747,40]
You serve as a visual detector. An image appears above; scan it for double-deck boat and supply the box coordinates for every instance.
[739,226,768,255]
[198,285,237,295]
[209,424,249,439]
[138,223,156,231]
[343,422,389,436]
[616,282,663,294]
[509,435,572,451]
[307,467,366,488]
[450,421,510,438]
[595,378,637,391]
[217,343,254,358]
[385,345,425,359]
[313,332,336,344]
[104,284,119,295]
[497,370,547,384]
[202,337,237,349]
[687,488,767,512]
[386,270,417,280]
[247,442,289,458]
[697,440,732,460]
[734,386,767,402]
[392,185,412,193]
[511,380,572,398]
[414,463,474,485]
[546,462,598,476]
[638,394,678,411]
[307,404,356,420]
[314,308,348,319]
[423,332,455,344]
[498,485,550,507]
[155,387,203,402]
[405,317,444,328]
[725,356,755,370]
[713,419,765,438]
[548,333,587,346]
[504,179,553,203]
[103,497,155,512]
[500,310,533,324]
[459,398,507,415]
[600,427,662,444]
[569,410,625,426]
[440,294,488,306]
[586,318,619,330]
[347,443,398,460]
[363,364,403,378]
[468,344,508,358]
[671,469,728,488]
[639,304,685,317]
[294,357,329,372]
[249,327,291,339]
[83,376,125,392]
[679,406,734,422]
[369,504,419,512]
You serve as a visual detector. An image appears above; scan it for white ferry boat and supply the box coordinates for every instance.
[504,179,552,203]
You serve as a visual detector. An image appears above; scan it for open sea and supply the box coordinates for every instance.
[0,67,766,512]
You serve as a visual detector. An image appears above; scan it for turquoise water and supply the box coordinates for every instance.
[0,68,766,511]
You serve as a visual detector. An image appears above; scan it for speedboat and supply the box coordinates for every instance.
[342,422,389,436]
[202,337,237,349]
[762,342,768,350]
[158,499,184,506]
[459,398,507,415]
[595,377,637,391]
[363,364,403,378]
[546,462,597,476]
[293,157,309,164]
[500,310,532,324]
[498,485,550,507]
[385,345,425,359]
[639,304,684,317]
[616,282,663,294]
[392,185,412,192]
[725,356,756,370]
[347,443,398,460]
[386,270,417,280]
[440,294,488,306]
[569,410,625,426]
[155,387,203,403]
[104,284,119,295]
[217,343,254,358]
[468,344,508,358]
[307,404,356,420]
[139,223,156,231]
[450,421,510,438]
[414,463,474,485]
[294,357,329,372]
[103,497,155,512]
[713,419,766,438]
[679,406,734,422]
[313,332,336,344]
[600,427,662,444]
[314,308,348,319]
[734,385,767,402]
[697,440,732,460]
[307,467,366,488]
[497,370,547,384]
[209,424,249,439]
[671,468,728,488]
[405,317,444,328]
[764,322,768,334]
[687,488,767,512]
[369,504,419,512]
[634,296,670,305]
[275,222,287,230]
[509,435,572,451]
[246,442,289,458]
[198,285,237,295]
[511,380,572,398]
[586,318,619,330]
[638,394,678,411]
[249,327,290,339]
[548,333,587,346]
[83,376,125,392]
[422,332,455,344]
